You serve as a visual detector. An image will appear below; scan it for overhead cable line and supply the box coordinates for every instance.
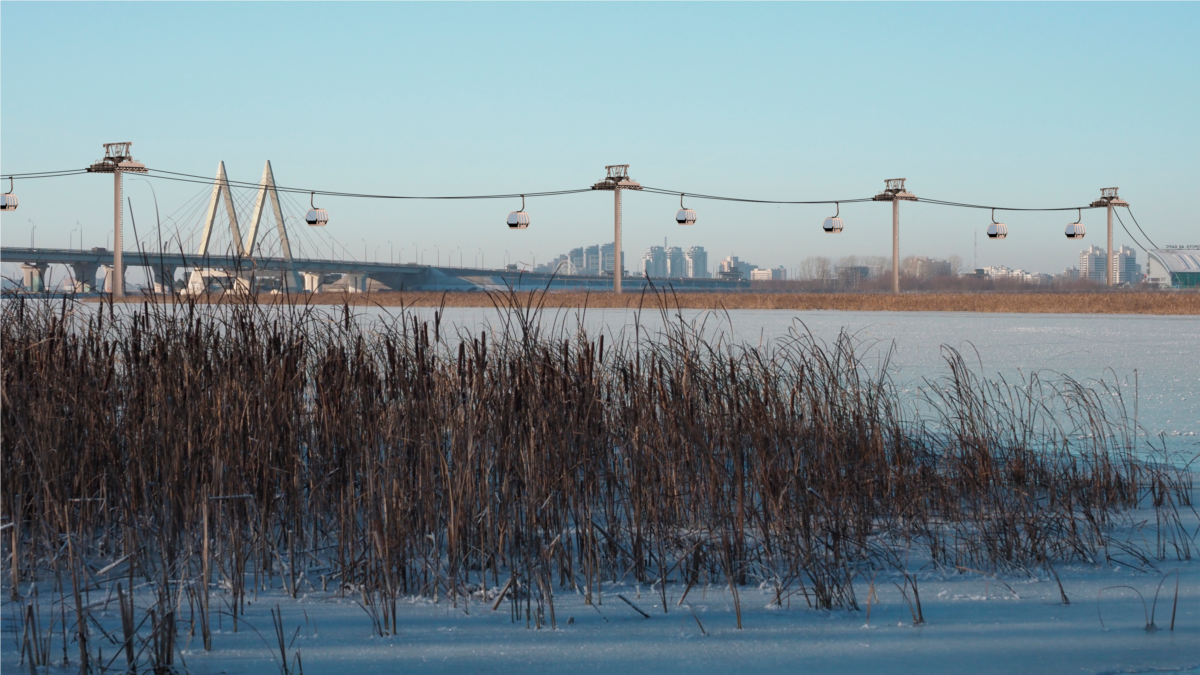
[918,197,1097,212]
[1,169,90,179]
[640,185,874,205]
[1113,208,1149,253]
[1124,206,1158,249]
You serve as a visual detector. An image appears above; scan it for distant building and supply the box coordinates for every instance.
[1146,247,1200,288]
[641,246,666,278]
[685,247,709,279]
[1079,245,1107,283]
[1058,266,1080,281]
[751,267,787,281]
[983,265,1051,285]
[719,256,757,281]
[559,244,622,276]
[569,247,586,275]
[912,257,952,279]
[665,246,686,279]
[1111,246,1142,284]
[535,254,571,275]
[598,243,623,275]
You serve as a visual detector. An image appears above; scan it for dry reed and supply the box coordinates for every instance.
[1,288,1193,669]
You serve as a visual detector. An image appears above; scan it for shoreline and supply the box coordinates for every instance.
[74,290,1200,315]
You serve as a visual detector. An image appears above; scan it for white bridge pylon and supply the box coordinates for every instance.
[194,160,302,291]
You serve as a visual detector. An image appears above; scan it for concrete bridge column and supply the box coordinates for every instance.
[148,264,179,294]
[341,272,368,293]
[302,271,323,293]
[20,263,49,292]
[101,265,124,294]
[71,262,100,293]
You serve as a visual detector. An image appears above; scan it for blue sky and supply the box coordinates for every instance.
[2,2,1197,275]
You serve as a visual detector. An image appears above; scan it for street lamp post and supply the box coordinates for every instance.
[434,245,440,267]
[87,143,147,298]
[1089,188,1129,287]
[389,240,394,264]
[29,220,35,248]
[872,178,918,294]
[591,165,642,293]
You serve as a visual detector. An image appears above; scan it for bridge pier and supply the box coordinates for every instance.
[148,264,179,294]
[71,262,100,293]
[101,265,125,294]
[341,272,368,293]
[302,272,324,293]
[20,263,49,292]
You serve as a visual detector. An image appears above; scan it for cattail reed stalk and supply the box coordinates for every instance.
[0,286,1190,661]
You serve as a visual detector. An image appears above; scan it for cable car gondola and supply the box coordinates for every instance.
[1065,209,1085,239]
[1,177,17,212]
[305,192,328,226]
[987,209,1007,239]
[822,202,844,233]
[675,194,696,225]
[507,195,530,229]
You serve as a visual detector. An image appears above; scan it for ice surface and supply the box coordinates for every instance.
[5,559,1195,674]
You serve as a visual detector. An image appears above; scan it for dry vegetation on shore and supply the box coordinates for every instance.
[2,290,1193,671]
[125,289,1200,314]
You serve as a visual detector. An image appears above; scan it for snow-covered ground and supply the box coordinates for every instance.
[175,565,1199,675]
[5,531,1197,674]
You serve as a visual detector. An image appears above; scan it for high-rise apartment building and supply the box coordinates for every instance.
[665,247,686,278]
[1079,245,1107,283]
[641,246,666,278]
[685,247,708,279]
[1111,246,1141,284]
[569,248,586,275]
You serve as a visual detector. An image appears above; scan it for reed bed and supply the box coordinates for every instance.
[1,290,1193,670]
[118,289,1200,314]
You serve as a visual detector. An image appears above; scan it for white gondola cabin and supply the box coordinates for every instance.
[675,194,696,225]
[508,195,530,229]
[305,192,328,226]
[822,203,843,233]
[987,209,1007,239]
[1,178,17,211]
[1065,210,1085,239]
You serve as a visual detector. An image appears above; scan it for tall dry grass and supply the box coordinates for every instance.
[1,288,1192,668]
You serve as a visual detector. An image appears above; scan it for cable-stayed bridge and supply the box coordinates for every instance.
[0,246,747,295]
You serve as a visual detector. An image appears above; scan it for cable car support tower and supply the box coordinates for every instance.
[1090,187,1128,287]
[87,142,147,298]
[592,165,641,293]
[872,178,918,294]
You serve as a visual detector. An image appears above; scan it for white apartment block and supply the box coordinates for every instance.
[1111,246,1142,284]
[1079,245,1107,283]
[685,247,709,279]
[641,245,709,279]
[750,267,787,281]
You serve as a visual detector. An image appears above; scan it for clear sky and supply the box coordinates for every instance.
[2,2,1197,276]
